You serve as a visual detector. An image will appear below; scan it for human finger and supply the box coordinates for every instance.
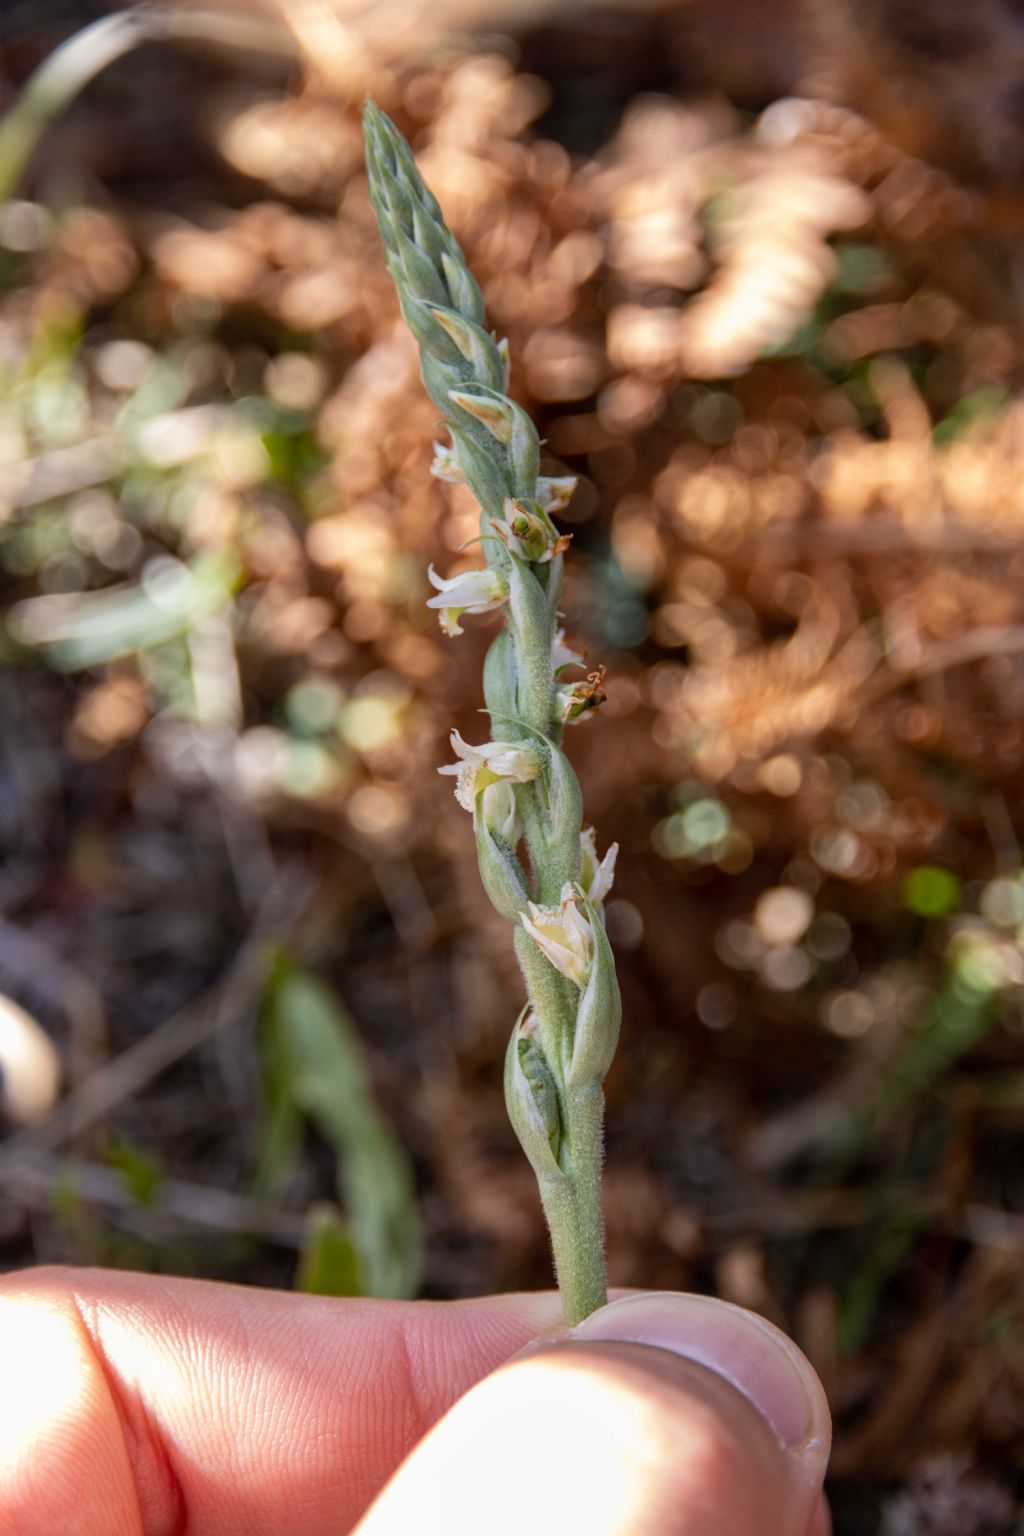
[0,1264,563,1535]
[356,1291,831,1536]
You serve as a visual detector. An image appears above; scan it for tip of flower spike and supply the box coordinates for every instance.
[361,100,389,156]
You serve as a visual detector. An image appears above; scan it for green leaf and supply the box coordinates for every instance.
[266,964,422,1300]
[296,1203,363,1297]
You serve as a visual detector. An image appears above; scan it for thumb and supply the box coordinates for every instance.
[354,1292,832,1536]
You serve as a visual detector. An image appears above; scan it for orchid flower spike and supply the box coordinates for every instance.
[365,100,622,1327]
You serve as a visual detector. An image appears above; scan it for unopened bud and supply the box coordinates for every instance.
[505,1011,565,1176]
[394,225,447,306]
[545,744,584,877]
[450,389,515,443]
[422,302,503,387]
[567,889,621,1089]
[476,812,530,920]
[440,250,486,323]
[447,425,512,520]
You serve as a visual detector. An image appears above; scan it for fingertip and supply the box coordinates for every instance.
[356,1332,828,1536]
[574,1292,831,1460]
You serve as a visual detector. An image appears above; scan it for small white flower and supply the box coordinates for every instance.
[556,666,607,723]
[491,497,570,564]
[430,439,463,483]
[580,827,618,909]
[426,564,506,637]
[536,475,577,516]
[520,883,596,987]
[552,627,586,677]
[438,730,541,812]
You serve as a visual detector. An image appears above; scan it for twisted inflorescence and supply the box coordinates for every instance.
[364,103,621,1323]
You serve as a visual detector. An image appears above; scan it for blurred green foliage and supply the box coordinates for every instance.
[258,959,422,1300]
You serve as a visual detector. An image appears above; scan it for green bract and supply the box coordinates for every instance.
[364,102,621,1325]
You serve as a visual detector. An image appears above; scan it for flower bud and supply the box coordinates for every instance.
[440,250,486,323]
[505,1011,565,1177]
[505,397,540,494]
[394,225,448,306]
[448,388,539,493]
[476,800,530,921]
[421,302,504,387]
[567,889,621,1089]
[447,425,512,521]
[397,288,460,364]
[503,557,555,727]
[545,743,584,871]
[449,389,516,443]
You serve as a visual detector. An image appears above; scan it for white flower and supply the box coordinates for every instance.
[491,496,570,564]
[556,666,607,723]
[426,564,506,637]
[536,475,577,515]
[580,827,618,909]
[552,627,586,677]
[520,883,596,987]
[438,730,541,812]
[430,439,463,483]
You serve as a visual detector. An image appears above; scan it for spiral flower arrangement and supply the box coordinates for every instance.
[364,103,621,1324]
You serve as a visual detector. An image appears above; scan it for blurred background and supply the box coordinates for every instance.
[3,0,1024,1528]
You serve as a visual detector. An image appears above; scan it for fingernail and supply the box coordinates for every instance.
[573,1292,829,1454]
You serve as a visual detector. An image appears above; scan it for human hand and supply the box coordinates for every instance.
[0,1266,830,1534]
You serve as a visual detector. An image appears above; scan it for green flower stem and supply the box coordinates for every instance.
[365,102,621,1326]
[533,1084,607,1327]
[560,1082,609,1321]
